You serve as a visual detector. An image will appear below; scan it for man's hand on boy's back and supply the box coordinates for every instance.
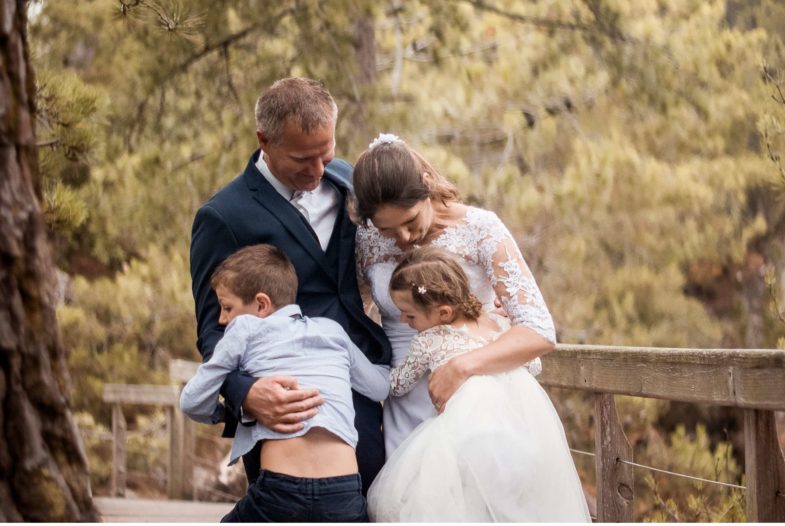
[243,376,323,433]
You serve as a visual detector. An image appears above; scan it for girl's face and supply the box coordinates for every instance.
[391,289,446,332]
[371,199,433,250]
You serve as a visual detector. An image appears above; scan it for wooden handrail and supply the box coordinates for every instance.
[102,382,191,501]
[539,344,785,409]
[539,344,785,522]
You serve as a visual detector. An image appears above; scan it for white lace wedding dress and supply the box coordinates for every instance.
[356,206,590,522]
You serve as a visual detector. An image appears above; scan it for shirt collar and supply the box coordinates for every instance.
[270,304,303,319]
[255,153,297,200]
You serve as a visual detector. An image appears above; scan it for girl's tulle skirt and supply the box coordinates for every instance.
[368,367,591,522]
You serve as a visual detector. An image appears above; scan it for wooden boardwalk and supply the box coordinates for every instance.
[95,497,233,523]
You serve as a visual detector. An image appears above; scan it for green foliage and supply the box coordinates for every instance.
[59,246,197,422]
[639,424,745,522]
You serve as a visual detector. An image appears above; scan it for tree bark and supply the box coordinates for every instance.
[0,0,97,521]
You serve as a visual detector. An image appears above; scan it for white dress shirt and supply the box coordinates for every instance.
[256,154,340,251]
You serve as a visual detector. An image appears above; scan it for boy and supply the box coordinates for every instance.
[180,244,389,522]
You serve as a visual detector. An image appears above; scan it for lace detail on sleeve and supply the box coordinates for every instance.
[389,325,488,396]
[389,331,435,396]
[475,212,556,343]
[355,223,403,279]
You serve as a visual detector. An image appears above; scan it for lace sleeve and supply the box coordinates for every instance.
[355,223,402,277]
[477,213,556,344]
[389,329,444,396]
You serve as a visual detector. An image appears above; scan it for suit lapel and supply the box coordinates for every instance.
[243,152,336,281]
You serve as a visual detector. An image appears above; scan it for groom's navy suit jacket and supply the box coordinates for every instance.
[190,150,391,489]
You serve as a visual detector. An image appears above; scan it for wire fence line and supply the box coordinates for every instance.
[568,448,746,490]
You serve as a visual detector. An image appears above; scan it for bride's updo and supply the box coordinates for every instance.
[390,246,482,322]
[351,134,461,225]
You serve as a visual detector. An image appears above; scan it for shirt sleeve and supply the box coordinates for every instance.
[180,317,250,424]
[477,213,556,344]
[346,334,390,402]
[389,332,438,396]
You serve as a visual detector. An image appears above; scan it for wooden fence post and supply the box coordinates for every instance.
[111,404,126,497]
[595,393,634,522]
[743,409,785,522]
[167,405,185,500]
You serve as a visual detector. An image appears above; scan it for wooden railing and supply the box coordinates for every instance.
[538,344,785,522]
[102,359,199,500]
[102,349,785,521]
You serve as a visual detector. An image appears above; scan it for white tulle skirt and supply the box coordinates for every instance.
[368,367,591,523]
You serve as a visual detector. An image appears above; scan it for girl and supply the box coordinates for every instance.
[367,246,590,522]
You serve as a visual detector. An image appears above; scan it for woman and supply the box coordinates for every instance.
[352,133,556,456]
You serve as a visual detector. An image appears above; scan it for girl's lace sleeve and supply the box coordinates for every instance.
[476,212,556,344]
[389,329,444,396]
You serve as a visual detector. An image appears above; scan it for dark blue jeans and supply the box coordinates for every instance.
[222,470,367,523]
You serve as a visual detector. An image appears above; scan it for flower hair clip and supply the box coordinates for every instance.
[415,285,427,295]
[368,133,403,150]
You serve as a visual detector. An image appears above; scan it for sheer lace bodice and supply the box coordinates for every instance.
[355,206,555,455]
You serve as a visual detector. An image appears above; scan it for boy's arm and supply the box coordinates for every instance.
[180,319,249,424]
[190,205,256,423]
[346,335,390,402]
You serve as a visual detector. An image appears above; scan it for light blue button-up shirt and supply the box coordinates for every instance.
[180,304,390,465]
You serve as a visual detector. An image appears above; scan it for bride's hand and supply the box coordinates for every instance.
[428,354,470,413]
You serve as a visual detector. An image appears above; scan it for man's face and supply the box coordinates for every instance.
[257,120,336,192]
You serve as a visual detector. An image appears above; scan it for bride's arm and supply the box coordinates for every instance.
[428,217,555,409]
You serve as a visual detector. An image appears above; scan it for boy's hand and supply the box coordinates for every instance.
[243,376,323,433]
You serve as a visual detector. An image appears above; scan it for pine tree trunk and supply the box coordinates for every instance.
[0,0,96,521]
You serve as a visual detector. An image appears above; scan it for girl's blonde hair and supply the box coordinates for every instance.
[351,139,461,224]
[390,246,482,321]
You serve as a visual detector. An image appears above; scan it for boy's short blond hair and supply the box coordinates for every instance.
[210,244,297,308]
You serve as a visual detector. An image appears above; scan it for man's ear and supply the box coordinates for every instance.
[256,130,268,150]
[437,304,454,323]
[254,292,274,318]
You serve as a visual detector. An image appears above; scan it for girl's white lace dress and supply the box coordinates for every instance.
[366,315,590,522]
[357,206,590,522]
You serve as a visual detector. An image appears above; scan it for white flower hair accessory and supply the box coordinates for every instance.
[368,133,403,150]
[417,286,427,295]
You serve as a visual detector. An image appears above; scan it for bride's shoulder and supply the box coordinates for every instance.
[463,206,510,236]
[355,224,402,268]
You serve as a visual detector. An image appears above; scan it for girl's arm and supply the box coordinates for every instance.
[428,216,556,409]
[390,331,442,396]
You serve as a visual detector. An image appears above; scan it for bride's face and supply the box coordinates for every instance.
[371,199,433,249]
[391,289,444,332]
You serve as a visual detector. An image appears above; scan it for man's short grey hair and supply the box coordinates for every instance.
[255,77,338,144]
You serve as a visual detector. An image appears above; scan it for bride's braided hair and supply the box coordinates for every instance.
[390,246,482,321]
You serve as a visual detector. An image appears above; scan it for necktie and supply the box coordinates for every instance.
[290,191,310,222]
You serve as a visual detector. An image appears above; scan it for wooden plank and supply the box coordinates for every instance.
[539,345,785,409]
[103,384,180,406]
[594,393,634,522]
[169,359,200,384]
[743,409,785,522]
[167,406,187,500]
[94,497,233,523]
[111,405,126,498]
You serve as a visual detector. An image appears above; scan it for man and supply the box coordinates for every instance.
[190,77,391,492]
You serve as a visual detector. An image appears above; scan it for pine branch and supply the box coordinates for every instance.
[457,0,625,39]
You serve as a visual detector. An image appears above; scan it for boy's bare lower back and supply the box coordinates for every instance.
[260,427,358,478]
